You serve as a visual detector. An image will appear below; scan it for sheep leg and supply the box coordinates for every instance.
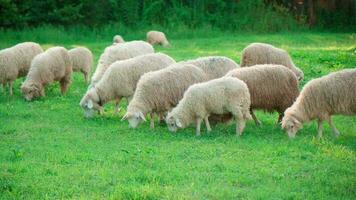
[275,113,284,127]
[114,99,121,114]
[83,72,89,84]
[317,119,323,138]
[196,118,202,136]
[159,112,165,124]
[327,116,340,138]
[204,117,212,132]
[60,76,71,95]
[150,113,155,129]
[237,119,246,136]
[8,81,13,96]
[251,110,261,126]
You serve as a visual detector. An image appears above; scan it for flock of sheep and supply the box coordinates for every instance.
[1,30,355,138]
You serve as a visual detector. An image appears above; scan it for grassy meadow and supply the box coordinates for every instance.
[0,31,355,199]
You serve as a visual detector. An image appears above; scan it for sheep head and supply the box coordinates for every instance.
[79,88,103,118]
[121,111,146,128]
[21,81,43,101]
[281,113,302,139]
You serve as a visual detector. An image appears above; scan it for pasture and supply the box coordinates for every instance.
[0,32,355,199]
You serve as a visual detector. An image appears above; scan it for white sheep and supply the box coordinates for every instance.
[0,42,43,95]
[90,41,154,87]
[241,42,304,81]
[21,47,72,101]
[146,30,170,47]
[166,77,252,136]
[225,64,299,126]
[181,56,239,80]
[122,63,208,128]
[113,35,125,44]
[68,47,93,84]
[282,69,356,138]
[79,53,176,118]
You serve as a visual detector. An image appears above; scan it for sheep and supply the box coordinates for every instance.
[282,69,356,139]
[166,77,252,136]
[241,42,304,81]
[90,41,154,87]
[225,64,299,126]
[113,35,125,44]
[21,47,72,101]
[0,42,43,95]
[68,47,93,84]
[146,30,170,47]
[122,63,208,129]
[79,53,176,118]
[180,56,239,80]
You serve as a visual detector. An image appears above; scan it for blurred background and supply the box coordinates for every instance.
[0,0,355,32]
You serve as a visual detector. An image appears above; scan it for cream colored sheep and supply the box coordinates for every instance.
[0,42,43,95]
[241,43,304,81]
[21,47,72,101]
[80,53,176,118]
[113,35,125,44]
[181,56,239,80]
[166,77,252,136]
[146,30,170,47]
[225,64,299,126]
[68,47,93,84]
[282,69,356,139]
[122,63,208,128]
[90,41,154,87]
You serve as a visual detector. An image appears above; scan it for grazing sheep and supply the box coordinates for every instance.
[181,56,239,80]
[113,35,125,44]
[80,53,176,118]
[122,63,208,128]
[0,42,43,95]
[241,43,304,81]
[90,41,154,87]
[68,47,93,84]
[21,47,72,101]
[225,64,299,126]
[166,77,252,136]
[146,31,170,47]
[282,69,356,139]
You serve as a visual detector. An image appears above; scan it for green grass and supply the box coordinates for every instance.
[0,31,355,199]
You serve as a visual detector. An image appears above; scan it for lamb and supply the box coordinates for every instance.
[68,47,93,84]
[122,63,208,128]
[225,64,299,126]
[180,56,239,80]
[240,43,304,81]
[21,47,72,101]
[146,30,170,47]
[90,41,154,87]
[166,77,252,136]
[79,53,176,118]
[0,42,43,95]
[282,69,356,139]
[113,35,125,44]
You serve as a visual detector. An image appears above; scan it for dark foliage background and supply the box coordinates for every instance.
[0,0,355,32]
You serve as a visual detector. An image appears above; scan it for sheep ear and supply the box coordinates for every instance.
[87,100,93,109]
[121,113,128,121]
[176,119,182,128]
[139,112,146,122]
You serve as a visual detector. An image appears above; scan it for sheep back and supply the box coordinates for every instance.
[241,42,303,80]
[128,63,208,114]
[225,64,299,113]
[0,42,43,83]
[68,47,93,73]
[288,68,356,120]
[181,56,239,80]
[91,40,154,85]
